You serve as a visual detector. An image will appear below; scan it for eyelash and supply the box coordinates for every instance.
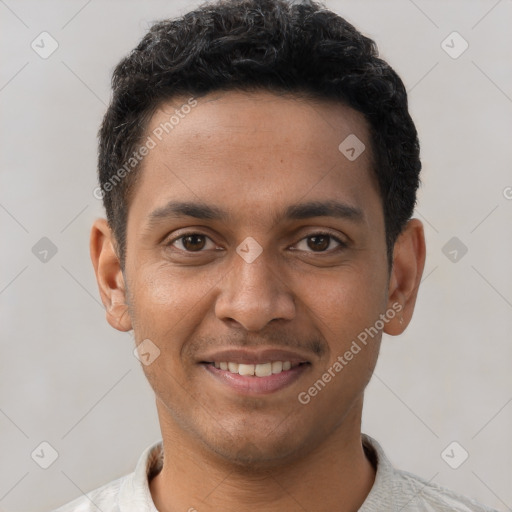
[166,231,347,254]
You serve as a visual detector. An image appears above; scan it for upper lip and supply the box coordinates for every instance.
[199,347,312,365]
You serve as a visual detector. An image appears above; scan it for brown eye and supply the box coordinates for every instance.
[307,235,330,251]
[168,233,215,252]
[294,233,345,253]
[180,234,206,251]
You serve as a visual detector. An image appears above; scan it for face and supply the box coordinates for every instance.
[95,90,414,468]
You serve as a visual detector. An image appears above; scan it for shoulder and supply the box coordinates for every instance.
[361,434,499,512]
[392,467,499,512]
[50,440,163,512]
[50,475,126,512]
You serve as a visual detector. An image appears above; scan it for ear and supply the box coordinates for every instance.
[384,218,426,336]
[90,218,132,332]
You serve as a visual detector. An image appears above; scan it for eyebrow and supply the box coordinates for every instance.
[145,199,364,228]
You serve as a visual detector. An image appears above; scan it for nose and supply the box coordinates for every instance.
[214,249,296,332]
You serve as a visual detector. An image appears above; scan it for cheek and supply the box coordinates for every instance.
[125,266,184,350]
[129,262,211,314]
[302,263,388,371]
[132,264,182,308]
[308,264,387,325]
[127,263,222,353]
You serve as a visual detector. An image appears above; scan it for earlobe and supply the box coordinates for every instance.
[384,218,426,336]
[90,218,132,332]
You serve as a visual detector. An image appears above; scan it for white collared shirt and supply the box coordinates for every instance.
[52,434,498,512]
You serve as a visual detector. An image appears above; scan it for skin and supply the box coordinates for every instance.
[90,90,426,512]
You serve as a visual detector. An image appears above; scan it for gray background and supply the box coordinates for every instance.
[1,0,511,511]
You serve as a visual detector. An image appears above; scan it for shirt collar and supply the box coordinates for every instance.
[118,440,163,512]
[359,433,399,511]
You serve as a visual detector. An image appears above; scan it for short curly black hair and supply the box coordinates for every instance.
[98,0,421,269]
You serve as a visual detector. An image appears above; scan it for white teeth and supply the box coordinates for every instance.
[238,363,254,376]
[272,361,283,374]
[255,362,272,377]
[214,361,295,377]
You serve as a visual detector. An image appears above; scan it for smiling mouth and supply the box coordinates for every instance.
[203,361,309,377]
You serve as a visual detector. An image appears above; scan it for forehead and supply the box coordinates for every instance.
[145,90,371,162]
[128,90,380,229]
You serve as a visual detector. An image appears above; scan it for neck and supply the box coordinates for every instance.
[150,397,376,512]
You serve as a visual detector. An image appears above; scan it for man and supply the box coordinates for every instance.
[54,0,498,510]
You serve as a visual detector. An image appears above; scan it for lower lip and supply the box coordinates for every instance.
[203,363,310,394]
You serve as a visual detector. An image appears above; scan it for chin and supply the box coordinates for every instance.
[203,422,308,470]
[212,440,296,470]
